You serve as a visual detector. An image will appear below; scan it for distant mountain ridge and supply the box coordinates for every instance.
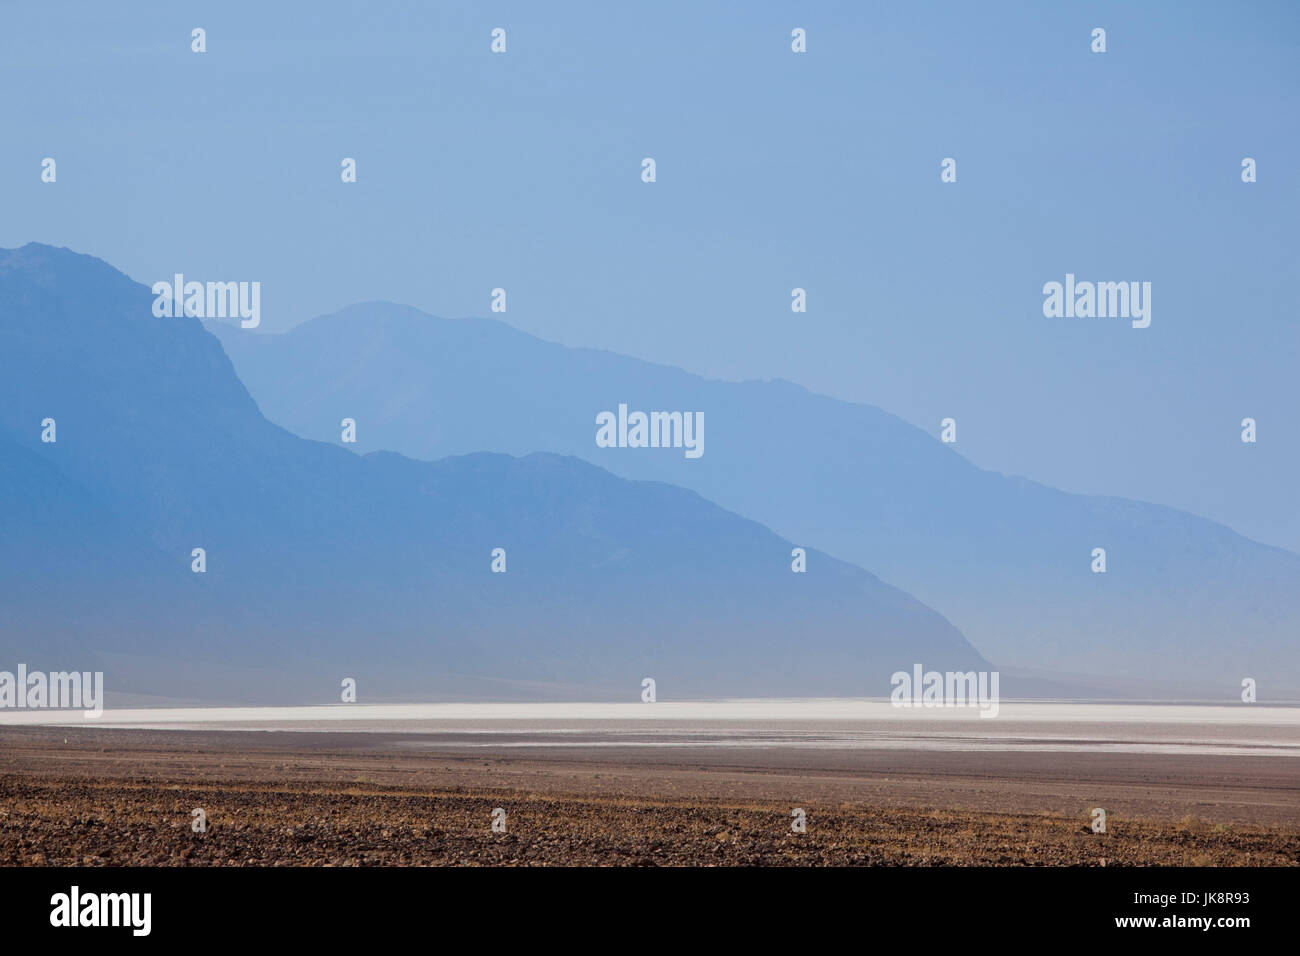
[0,244,986,703]
[208,301,1300,695]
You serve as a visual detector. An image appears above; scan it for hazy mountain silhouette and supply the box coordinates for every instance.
[209,302,1300,696]
[0,244,986,703]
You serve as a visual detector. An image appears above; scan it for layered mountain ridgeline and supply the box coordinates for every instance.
[0,244,985,703]
[209,302,1300,696]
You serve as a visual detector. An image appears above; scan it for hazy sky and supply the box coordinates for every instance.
[3,1,1297,551]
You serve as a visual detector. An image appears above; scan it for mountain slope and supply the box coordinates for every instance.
[210,302,1300,695]
[0,245,985,702]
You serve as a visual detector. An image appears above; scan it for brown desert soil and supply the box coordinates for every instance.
[1,727,1297,866]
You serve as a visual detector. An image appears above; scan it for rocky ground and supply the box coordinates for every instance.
[3,775,1297,866]
[1,727,1297,865]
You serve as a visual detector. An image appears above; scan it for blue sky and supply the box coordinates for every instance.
[3,0,1298,551]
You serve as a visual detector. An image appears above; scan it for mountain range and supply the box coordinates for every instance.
[0,244,986,703]
[208,302,1300,696]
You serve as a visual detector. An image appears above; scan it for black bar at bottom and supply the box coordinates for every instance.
[0,865,1283,943]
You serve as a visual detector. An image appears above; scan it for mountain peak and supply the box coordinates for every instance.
[1,244,983,702]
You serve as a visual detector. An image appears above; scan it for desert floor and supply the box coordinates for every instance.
[1,725,1297,865]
